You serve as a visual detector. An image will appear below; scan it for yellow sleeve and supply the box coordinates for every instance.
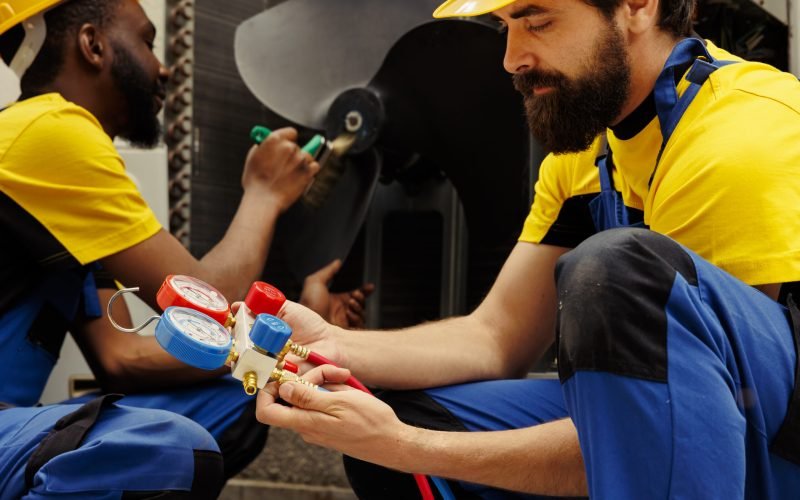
[519,153,567,243]
[0,103,162,264]
[519,141,603,246]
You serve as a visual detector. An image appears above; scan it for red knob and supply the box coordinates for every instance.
[157,275,230,325]
[244,281,286,315]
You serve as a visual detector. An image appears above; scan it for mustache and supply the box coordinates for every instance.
[512,70,566,97]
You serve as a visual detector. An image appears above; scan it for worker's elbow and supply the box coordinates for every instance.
[468,314,547,379]
[94,360,130,393]
[92,349,143,393]
[97,375,132,394]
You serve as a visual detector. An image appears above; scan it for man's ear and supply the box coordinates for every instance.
[619,0,660,35]
[77,23,108,71]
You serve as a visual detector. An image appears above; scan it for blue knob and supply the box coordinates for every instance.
[249,314,292,354]
[155,306,232,370]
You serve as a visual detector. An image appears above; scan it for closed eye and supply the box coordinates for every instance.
[527,20,552,33]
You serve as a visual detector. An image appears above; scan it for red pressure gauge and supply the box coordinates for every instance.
[244,281,286,316]
[157,275,231,325]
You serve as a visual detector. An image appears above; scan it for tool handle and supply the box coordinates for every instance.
[250,126,325,157]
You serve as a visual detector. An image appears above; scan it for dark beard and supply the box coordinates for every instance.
[512,22,630,154]
[110,41,163,148]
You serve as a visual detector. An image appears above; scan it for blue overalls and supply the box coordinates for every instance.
[0,264,266,498]
[345,38,800,499]
[556,38,800,499]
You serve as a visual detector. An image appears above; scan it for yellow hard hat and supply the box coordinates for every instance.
[0,0,65,36]
[433,0,518,18]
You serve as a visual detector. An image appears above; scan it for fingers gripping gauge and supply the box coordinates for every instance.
[155,307,233,370]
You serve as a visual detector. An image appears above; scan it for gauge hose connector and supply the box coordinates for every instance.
[277,340,310,361]
[243,371,258,395]
[269,368,318,390]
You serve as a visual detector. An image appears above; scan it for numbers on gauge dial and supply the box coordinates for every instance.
[169,275,228,312]
[166,308,230,347]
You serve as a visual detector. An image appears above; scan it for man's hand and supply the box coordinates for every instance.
[300,259,375,328]
[231,297,345,370]
[256,365,411,465]
[243,127,320,213]
[278,300,346,369]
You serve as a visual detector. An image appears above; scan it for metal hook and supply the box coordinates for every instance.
[107,287,161,334]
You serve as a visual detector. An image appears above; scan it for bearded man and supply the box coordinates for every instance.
[254,0,800,498]
[0,0,373,497]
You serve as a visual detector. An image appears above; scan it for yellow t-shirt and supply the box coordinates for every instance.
[0,93,161,265]
[520,41,800,286]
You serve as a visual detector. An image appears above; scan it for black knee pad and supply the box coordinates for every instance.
[555,228,697,383]
[217,398,269,478]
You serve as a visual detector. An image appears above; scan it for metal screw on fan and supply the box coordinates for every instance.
[345,111,363,133]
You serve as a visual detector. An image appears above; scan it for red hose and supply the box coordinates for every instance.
[306,352,371,394]
[282,360,299,373]
[414,473,436,500]
[305,350,435,500]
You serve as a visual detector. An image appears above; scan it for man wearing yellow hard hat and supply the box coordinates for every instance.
[255,0,800,498]
[0,0,375,497]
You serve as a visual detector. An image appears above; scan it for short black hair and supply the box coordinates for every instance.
[0,0,122,98]
[586,0,696,37]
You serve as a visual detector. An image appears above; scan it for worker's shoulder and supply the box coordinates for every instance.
[1,93,113,155]
[710,60,800,116]
[679,63,800,166]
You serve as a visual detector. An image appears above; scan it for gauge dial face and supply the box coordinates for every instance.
[169,275,228,312]
[166,308,230,347]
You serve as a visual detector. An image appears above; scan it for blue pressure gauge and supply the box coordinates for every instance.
[249,314,292,354]
[155,306,233,370]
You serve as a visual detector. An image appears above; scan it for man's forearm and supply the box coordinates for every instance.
[333,314,519,390]
[394,418,587,496]
[327,243,564,390]
[81,333,226,393]
[198,188,282,301]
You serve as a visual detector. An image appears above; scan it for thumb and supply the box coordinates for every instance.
[306,259,342,285]
[279,381,330,411]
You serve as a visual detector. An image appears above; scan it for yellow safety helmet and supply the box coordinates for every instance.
[0,0,65,36]
[0,0,66,78]
[433,0,518,18]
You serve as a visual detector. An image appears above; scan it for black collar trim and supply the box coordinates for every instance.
[610,91,656,140]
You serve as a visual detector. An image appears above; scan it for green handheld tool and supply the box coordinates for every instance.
[250,126,326,158]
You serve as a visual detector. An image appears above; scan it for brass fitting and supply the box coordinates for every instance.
[224,313,236,329]
[289,342,310,360]
[242,371,258,395]
[277,342,291,360]
[269,368,318,390]
[277,340,309,361]
[224,342,239,366]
